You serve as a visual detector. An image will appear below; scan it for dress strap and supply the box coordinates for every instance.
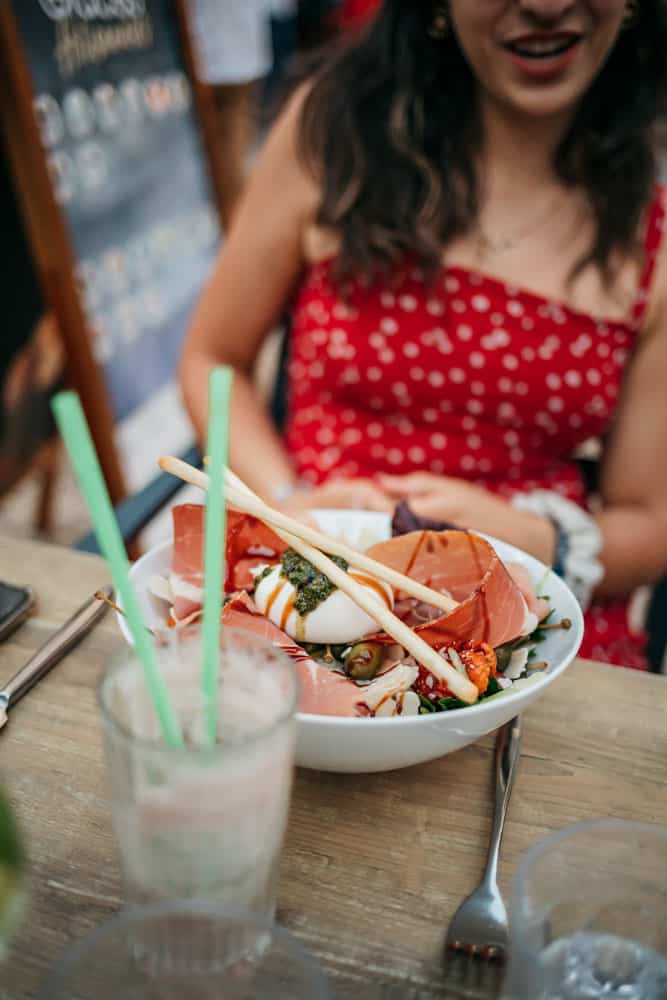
[630,184,667,329]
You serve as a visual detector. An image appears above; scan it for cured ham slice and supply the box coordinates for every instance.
[367,529,529,649]
[171,505,287,620]
[171,504,206,621]
[505,562,550,623]
[225,510,287,591]
[295,659,373,718]
[221,592,367,717]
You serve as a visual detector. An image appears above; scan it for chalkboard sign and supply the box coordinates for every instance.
[10,0,221,422]
[0,0,223,504]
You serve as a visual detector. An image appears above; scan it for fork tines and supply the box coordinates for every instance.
[442,942,506,999]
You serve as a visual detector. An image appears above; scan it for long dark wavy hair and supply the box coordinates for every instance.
[297,0,667,285]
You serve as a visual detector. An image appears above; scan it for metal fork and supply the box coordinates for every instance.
[442,715,523,999]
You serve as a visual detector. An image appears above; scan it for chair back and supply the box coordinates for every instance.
[0,139,62,497]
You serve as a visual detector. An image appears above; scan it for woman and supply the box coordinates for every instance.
[181,0,667,670]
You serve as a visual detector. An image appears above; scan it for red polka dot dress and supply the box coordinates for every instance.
[334,0,382,30]
[284,187,667,670]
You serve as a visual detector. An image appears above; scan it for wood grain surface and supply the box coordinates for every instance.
[0,536,665,999]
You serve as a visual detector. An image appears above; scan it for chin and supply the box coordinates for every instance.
[495,81,586,122]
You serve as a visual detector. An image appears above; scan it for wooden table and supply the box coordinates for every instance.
[1,536,666,999]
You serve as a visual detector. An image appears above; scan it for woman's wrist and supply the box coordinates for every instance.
[269,481,298,504]
[510,490,604,608]
[268,479,312,504]
[514,510,559,567]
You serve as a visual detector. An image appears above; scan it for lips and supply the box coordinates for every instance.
[504,32,580,60]
[502,31,582,78]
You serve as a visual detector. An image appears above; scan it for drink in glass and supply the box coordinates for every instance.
[505,819,667,999]
[98,627,298,916]
[37,900,333,999]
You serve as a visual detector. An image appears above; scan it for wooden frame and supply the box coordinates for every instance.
[175,0,228,223]
[0,5,126,505]
[0,2,225,509]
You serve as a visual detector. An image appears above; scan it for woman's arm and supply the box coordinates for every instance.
[594,248,667,597]
[180,88,317,499]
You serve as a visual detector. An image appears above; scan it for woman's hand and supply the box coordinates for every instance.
[377,472,556,564]
[278,477,395,515]
[378,472,509,525]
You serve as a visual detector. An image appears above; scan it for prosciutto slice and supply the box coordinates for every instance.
[221,592,368,717]
[505,562,551,623]
[171,504,206,621]
[224,509,288,591]
[367,529,529,649]
[171,505,287,620]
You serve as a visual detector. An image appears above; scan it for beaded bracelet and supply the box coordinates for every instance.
[511,490,604,609]
[549,516,570,579]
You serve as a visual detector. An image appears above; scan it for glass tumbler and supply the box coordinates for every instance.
[98,626,298,916]
[36,900,334,999]
[505,818,667,1000]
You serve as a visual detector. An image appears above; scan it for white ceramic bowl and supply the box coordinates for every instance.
[118,510,583,773]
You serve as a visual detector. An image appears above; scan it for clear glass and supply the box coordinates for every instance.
[505,819,667,1000]
[98,627,298,916]
[36,900,334,999]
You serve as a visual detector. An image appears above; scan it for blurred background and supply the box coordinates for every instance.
[0,0,377,548]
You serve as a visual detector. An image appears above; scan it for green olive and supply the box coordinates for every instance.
[302,642,327,660]
[344,642,385,681]
[330,643,351,663]
[494,643,514,673]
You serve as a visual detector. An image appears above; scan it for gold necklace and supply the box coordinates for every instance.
[475,192,564,258]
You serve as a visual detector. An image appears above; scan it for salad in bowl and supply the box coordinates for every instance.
[117,500,583,772]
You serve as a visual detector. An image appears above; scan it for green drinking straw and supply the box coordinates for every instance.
[51,392,182,748]
[201,366,233,746]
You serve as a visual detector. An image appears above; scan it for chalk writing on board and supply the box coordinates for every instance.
[13,0,221,421]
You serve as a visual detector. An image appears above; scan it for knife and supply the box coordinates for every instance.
[0,586,113,730]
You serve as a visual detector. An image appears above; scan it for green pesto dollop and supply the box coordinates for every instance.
[280,548,348,616]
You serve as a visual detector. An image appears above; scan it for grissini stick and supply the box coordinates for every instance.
[159,456,478,703]
[169,457,457,612]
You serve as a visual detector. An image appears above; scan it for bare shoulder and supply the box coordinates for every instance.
[601,191,667,496]
[246,83,320,227]
[638,187,667,348]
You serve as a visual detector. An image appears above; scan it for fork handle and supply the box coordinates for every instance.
[0,588,111,709]
[482,715,523,889]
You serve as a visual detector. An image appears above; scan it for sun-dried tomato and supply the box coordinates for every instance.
[414,641,497,701]
[461,640,497,693]
[414,665,450,703]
